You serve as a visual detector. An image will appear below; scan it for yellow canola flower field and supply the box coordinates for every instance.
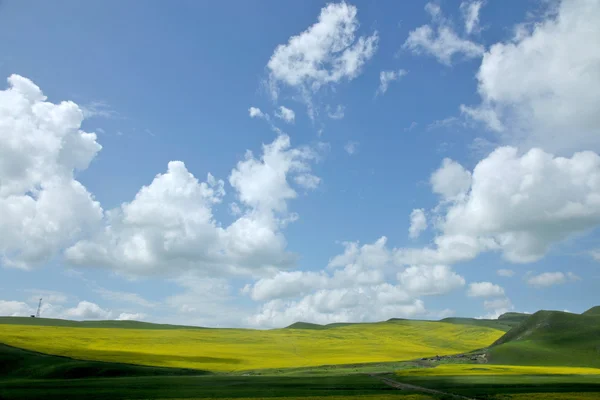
[0,320,502,372]
[396,364,600,377]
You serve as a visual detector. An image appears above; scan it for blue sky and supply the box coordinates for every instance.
[1,0,599,327]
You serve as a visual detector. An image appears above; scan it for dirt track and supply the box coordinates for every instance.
[369,373,478,400]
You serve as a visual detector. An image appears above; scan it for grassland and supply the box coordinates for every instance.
[0,343,205,380]
[395,364,600,376]
[0,319,503,372]
[0,375,426,400]
[487,310,600,368]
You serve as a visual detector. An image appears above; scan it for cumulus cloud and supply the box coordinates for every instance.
[460,1,484,35]
[275,106,295,123]
[430,158,472,201]
[376,69,407,95]
[248,288,425,328]
[64,301,112,320]
[66,134,319,277]
[0,300,33,316]
[497,269,515,277]
[0,75,103,269]
[400,147,600,266]
[245,237,465,327]
[467,282,505,298]
[461,0,600,153]
[117,312,146,321]
[398,265,465,296]
[404,2,484,65]
[526,271,579,288]
[267,2,378,116]
[408,209,427,239]
[248,107,265,118]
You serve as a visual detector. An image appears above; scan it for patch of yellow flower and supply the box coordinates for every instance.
[0,320,502,372]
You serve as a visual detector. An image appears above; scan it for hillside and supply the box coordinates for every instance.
[0,343,205,380]
[488,310,600,368]
[0,319,503,372]
[583,306,600,316]
[0,316,205,330]
[440,312,530,332]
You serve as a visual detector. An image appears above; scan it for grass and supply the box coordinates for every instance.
[0,319,503,372]
[395,364,600,376]
[386,373,600,398]
[487,310,600,368]
[0,375,419,400]
[0,343,206,380]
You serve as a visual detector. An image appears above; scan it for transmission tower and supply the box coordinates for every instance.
[35,298,42,318]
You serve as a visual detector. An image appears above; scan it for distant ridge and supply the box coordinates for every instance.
[0,317,206,330]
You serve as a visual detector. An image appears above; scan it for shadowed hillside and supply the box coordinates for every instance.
[0,343,206,380]
[488,309,600,368]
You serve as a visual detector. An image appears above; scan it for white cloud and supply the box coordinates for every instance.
[483,297,511,310]
[80,101,117,119]
[0,75,103,269]
[117,312,146,321]
[590,249,600,262]
[526,271,579,288]
[267,2,378,115]
[404,3,484,65]
[462,0,600,153]
[467,282,505,298]
[275,106,295,123]
[294,174,321,190]
[408,209,427,239]
[398,265,465,296]
[403,147,600,266]
[66,135,318,277]
[497,269,515,277]
[64,301,112,320]
[25,290,68,305]
[344,141,359,155]
[376,69,407,95]
[327,105,345,120]
[247,288,425,328]
[430,158,472,201]
[460,1,484,35]
[0,300,33,316]
[248,107,265,118]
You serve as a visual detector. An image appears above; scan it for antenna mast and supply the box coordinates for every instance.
[36,298,42,318]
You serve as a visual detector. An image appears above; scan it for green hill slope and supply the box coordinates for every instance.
[440,312,530,332]
[0,343,206,380]
[583,306,600,316]
[0,317,205,330]
[488,310,600,368]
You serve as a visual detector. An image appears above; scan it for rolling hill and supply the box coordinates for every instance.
[0,319,503,373]
[0,343,206,380]
[487,310,600,368]
[440,312,529,332]
[0,316,205,330]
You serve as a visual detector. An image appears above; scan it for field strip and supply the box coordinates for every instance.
[369,373,477,400]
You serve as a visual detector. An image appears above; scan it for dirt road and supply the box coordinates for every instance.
[369,373,478,400]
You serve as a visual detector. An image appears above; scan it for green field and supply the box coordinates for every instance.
[2,308,600,399]
[0,318,503,372]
